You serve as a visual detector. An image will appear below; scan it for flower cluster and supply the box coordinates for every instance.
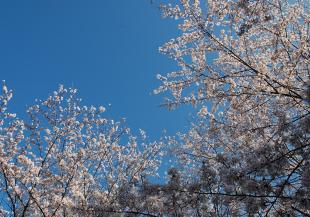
[156,0,310,215]
[0,84,164,216]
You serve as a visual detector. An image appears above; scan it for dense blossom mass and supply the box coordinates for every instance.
[0,83,163,216]
[1,0,310,216]
[154,0,310,216]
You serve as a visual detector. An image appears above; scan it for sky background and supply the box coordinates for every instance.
[0,0,195,140]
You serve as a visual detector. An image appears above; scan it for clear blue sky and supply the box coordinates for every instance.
[0,0,193,140]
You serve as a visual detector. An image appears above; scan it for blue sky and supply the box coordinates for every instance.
[0,0,194,140]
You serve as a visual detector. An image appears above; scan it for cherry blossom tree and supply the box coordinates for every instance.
[154,0,310,216]
[0,82,163,217]
[1,0,310,216]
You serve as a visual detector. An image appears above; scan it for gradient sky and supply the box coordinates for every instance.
[0,0,195,140]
